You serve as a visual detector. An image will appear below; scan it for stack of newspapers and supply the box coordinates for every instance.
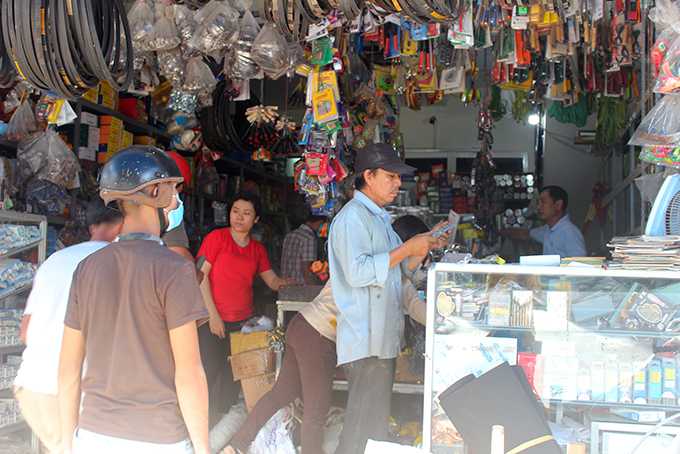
[607,235,680,270]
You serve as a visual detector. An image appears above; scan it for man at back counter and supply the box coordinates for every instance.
[499,185,587,258]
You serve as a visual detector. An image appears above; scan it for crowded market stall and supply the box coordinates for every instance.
[0,0,678,452]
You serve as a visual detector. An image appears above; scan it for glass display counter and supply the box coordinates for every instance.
[424,262,680,454]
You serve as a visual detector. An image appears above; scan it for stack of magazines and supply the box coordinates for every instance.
[607,235,680,270]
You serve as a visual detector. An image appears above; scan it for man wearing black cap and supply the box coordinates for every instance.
[329,143,445,454]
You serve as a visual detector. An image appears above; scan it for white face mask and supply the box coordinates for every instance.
[164,194,184,232]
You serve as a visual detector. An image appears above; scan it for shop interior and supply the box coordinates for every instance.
[0,0,678,452]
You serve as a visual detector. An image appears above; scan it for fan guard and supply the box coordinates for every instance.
[665,191,680,235]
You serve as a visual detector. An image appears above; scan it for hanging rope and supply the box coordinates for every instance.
[547,93,591,128]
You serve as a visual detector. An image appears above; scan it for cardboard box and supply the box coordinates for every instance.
[120,130,133,149]
[229,348,275,381]
[230,331,269,356]
[83,87,98,103]
[394,356,423,383]
[80,112,99,127]
[79,147,97,162]
[133,135,157,147]
[241,372,276,412]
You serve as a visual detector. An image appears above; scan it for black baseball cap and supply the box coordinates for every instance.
[354,143,416,175]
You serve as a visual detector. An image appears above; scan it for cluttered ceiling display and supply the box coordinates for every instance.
[0,0,658,220]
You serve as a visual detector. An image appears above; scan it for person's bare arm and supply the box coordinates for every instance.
[57,326,86,453]
[260,269,300,291]
[19,314,31,344]
[498,228,532,241]
[301,261,317,285]
[198,261,224,339]
[169,322,210,454]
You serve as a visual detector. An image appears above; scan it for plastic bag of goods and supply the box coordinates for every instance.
[3,98,42,142]
[128,0,156,49]
[629,94,680,147]
[145,10,181,51]
[653,31,680,93]
[17,129,80,187]
[225,10,261,81]
[158,47,186,87]
[251,23,290,80]
[187,1,239,57]
[183,58,217,93]
[173,4,198,46]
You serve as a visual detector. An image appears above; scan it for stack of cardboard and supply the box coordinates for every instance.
[229,331,277,412]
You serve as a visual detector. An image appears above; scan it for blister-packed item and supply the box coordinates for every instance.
[653,32,680,93]
[225,11,261,81]
[629,94,680,147]
[17,129,80,187]
[186,1,239,57]
[129,0,156,48]
[145,10,182,51]
[3,99,41,142]
[183,58,217,93]
[0,225,40,254]
[251,24,290,80]
[25,179,70,216]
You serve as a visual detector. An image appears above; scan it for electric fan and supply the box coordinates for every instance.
[645,174,680,236]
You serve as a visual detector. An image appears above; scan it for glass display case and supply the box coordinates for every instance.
[424,262,680,454]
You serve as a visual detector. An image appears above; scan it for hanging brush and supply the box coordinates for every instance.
[270,118,301,156]
[242,105,279,148]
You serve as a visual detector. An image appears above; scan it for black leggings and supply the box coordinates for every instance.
[198,319,248,414]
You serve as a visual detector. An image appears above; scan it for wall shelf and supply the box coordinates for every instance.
[76,99,172,141]
[0,421,30,437]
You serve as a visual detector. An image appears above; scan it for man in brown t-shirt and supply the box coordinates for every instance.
[58,146,210,454]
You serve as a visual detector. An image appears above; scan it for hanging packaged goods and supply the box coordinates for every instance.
[0,0,655,223]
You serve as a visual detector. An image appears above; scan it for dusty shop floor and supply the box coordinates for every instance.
[0,390,424,453]
[208,384,426,448]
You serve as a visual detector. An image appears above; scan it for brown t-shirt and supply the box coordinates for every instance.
[64,239,209,444]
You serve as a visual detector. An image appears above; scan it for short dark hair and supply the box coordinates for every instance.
[353,169,376,191]
[392,215,429,242]
[230,190,262,219]
[541,186,568,211]
[88,195,124,228]
[307,214,326,223]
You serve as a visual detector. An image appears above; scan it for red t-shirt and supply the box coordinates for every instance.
[198,228,272,322]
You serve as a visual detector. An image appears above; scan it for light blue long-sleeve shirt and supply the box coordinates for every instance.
[328,190,412,365]
[530,214,587,257]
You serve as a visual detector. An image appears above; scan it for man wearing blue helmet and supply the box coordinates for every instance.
[57,146,210,454]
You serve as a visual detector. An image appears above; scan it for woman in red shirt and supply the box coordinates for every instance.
[197,191,297,416]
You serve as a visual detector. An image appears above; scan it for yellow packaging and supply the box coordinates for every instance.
[133,135,157,147]
[120,130,133,149]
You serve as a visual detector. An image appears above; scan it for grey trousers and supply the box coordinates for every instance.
[335,357,396,454]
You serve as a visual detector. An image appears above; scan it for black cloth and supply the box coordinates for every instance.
[335,357,396,454]
[198,320,247,414]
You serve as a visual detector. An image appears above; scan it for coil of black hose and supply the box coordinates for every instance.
[200,81,259,155]
[1,0,133,99]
